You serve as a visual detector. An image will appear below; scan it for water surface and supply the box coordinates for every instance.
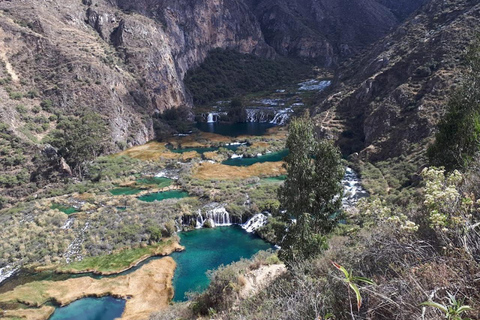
[49,296,125,320]
[168,145,239,154]
[196,122,276,137]
[137,190,189,202]
[222,149,288,166]
[171,226,273,301]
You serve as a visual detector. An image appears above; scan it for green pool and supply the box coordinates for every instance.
[49,296,125,320]
[171,226,273,301]
[137,190,189,202]
[222,149,289,166]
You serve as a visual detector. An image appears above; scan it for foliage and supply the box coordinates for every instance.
[45,111,110,177]
[331,262,374,315]
[278,115,344,264]
[421,293,473,320]
[153,105,192,138]
[226,98,247,123]
[428,40,480,171]
[184,48,311,105]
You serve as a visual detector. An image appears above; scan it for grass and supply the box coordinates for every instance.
[193,162,286,180]
[109,187,143,196]
[57,239,174,274]
[117,141,200,161]
[136,177,172,188]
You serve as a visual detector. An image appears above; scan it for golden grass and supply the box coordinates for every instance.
[166,132,232,148]
[116,141,200,161]
[193,162,286,180]
[0,258,176,320]
[3,305,55,320]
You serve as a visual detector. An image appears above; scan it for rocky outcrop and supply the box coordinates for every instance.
[316,0,480,161]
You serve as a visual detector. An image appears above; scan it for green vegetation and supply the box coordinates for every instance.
[184,49,311,105]
[278,115,344,264]
[57,239,173,273]
[332,262,374,316]
[421,293,472,320]
[45,111,110,177]
[428,40,480,171]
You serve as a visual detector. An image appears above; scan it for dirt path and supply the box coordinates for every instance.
[0,27,20,82]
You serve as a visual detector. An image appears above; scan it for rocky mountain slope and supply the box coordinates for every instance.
[315,0,480,161]
[246,0,425,65]
[0,0,423,150]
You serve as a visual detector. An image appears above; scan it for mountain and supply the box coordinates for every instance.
[315,0,480,161]
[0,0,423,150]
[246,0,424,65]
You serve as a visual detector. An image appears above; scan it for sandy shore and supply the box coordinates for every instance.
[0,257,176,320]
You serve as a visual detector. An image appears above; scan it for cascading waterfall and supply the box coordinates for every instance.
[205,207,232,227]
[342,167,369,208]
[242,213,268,233]
[270,108,294,125]
[184,204,234,228]
[245,108,275,123]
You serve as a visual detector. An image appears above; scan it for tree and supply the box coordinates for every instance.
[428,39,480,171]
[278,115,344,263]
[227,97,247,123]
[45,111,109,178]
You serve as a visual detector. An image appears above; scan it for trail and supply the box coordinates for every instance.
[0,27,20,82]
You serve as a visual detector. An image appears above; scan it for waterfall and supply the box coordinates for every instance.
[270,108,294,125]
[298,79,332,91]
[205,206,231,227]
[185,204,233,228]
[342,167,369,208]
[207,113,215,123]
[195,210,205,229]
[242,213,268,233]
[246,108,275,123]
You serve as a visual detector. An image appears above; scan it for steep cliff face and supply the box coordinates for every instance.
[0,0,272,148]
[316,0,480,161]
[245,0,425,65]
[0,0,426,151]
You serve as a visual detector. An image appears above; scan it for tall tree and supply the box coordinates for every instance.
[428,39,480,171]
[278,115,344,264]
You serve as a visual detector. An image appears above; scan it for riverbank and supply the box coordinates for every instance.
[0,257,176,320]
[54,239,183,275]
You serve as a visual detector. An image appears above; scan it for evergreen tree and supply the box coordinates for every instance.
[278,115,344,264]
[428,40,480,171]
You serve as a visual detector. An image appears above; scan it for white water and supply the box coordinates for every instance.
[187,204,234,228]
[270,107,294,125]
[342,167,368,208]
[246,108,275,123]
[298,80,331,91]
[207,113,215,123]
[242,213,268,233]
[155,169,180,180]
[0,265,19,284]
